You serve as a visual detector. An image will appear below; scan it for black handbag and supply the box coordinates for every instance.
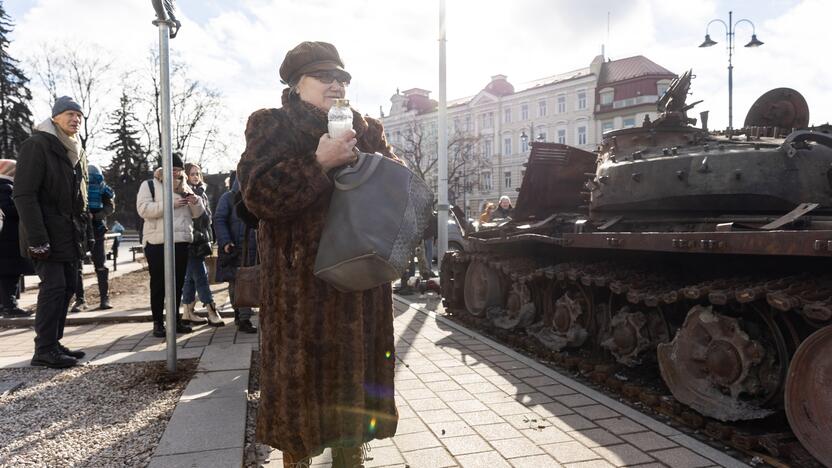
[232,226,260,308]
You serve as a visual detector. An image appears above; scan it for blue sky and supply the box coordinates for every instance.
[6,0,831,170]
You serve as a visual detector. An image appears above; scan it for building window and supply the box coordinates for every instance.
[577,126,587,145]
[577,91,587,110]
[504,137,512,155]
[538,100,547,117]
[482,172,492,191]
[602,121,614,134]
[504,171,512,189]
[557,95,566,113]
[657,82,669,97]
[521,104,529,120]
[465,115,472,132]
[484,138,492,158]
[453,118,460,131]
[623,117,636,128]
[600,91,613,105]
[557,129,566,144]
[481,112,494,129]
[504,108,511,123]
[521,138,529,153]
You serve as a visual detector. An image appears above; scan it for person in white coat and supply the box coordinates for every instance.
[136,153,204,337]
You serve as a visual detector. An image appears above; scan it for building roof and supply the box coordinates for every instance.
[598,55,675,86]
[516,67,592,93]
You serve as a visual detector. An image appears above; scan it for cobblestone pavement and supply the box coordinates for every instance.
[260,296,748,468]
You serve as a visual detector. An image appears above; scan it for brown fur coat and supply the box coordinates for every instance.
[237,89,399,457]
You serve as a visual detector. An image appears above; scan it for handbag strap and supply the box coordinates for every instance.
[241,226,252,267]
[334,152,383,191]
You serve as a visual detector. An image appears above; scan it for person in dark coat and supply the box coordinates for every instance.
[13,96,88,368]
[494,195,514,219]
[0,160,34,317]
[213,173,257,334]
[237,41,399,467]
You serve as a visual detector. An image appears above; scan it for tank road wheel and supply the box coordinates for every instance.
[463,261,505,317]
[657,305,775,421]
[491,281,536,330]
[602,306,671,366]
[533,284,592,351]
[785,326,832,466]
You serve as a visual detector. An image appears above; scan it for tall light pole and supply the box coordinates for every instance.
[519,124,544,152]
[437,0,449,270]
[151,0,181,373]
[699,10,764,135]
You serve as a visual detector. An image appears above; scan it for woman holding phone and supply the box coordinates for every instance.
[136,153,205,338]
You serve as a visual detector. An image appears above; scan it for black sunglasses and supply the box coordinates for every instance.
[308,70,351,86]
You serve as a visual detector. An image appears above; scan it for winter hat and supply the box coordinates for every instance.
[52,96,83,117]
[172,152,184,169]
[0,159,16,179]
[279,41,350,86]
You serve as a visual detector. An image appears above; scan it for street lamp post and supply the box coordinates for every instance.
[519,123,544,153]
[699,10,764,135]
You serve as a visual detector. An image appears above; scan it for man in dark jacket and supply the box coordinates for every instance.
[13,96,88,368]
[0,159,34,317]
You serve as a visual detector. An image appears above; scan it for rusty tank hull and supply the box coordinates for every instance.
[440,72,832,465]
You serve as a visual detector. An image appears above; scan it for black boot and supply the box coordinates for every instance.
[237,318,257,334]
[58,343,86,359]
[96,269,112,310]
[233,308,240,326]
[152,322,166,338]
[176,321,193,334]
[31,349,77,368]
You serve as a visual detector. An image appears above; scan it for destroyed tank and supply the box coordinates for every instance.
[440,70,832,465]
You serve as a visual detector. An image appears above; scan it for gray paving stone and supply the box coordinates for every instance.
[456,450,513,468]
[563,460,616,468]
[364,444,406,467]
[155,396,246,455]
[572,404,621,421]
[441,434,493,455]
[396,417,431,435]
[147,447,242,468]
[595,417,646,435]
[435,389,474,402]
[556,394,598,408]
[427,380,464,392]
[394,431,443,452]
[446,398,489,413]
[524,376,559,387]
[477,391,513,404]
[592,443,654,466]
[521,427,574,445]
[401,446,456,467]
[650,447,712,468]
[420,372,452,383]
[567,428,623,448]
[418,408,461,423]
[460,410,506,426]
[530,401,573,418]
[429,419,478,438]
[197,343,251,371]
[490,437,546,458]
[542,441,603,464]
[489,400,535,416]
[408,397,448,411]
[473,422,524,441]
[399,387,438,400]
[509,454,563,467]
[180,370,249,401]
[668,435,750,468]
[620,432,677,451]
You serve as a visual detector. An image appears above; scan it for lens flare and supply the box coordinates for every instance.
[385,351,392,359]
[369,417,377,432]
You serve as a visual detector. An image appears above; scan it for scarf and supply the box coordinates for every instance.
[34,118,81,167]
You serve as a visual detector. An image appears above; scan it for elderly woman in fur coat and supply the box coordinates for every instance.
[237,41,398,467]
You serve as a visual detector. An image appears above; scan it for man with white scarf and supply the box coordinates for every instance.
[14,96,88,368]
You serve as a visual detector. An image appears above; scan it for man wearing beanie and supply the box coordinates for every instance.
[13,95,88,368]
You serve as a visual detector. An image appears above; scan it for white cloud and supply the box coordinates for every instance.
[8,0,832,171]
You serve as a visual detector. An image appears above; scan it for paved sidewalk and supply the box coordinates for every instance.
[258,296,748,468]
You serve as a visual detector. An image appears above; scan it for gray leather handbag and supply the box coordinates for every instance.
[314,152,433,292]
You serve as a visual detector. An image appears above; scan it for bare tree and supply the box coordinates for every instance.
[28,43,113,151]
[139,49,225,168]
[392,117,485,202]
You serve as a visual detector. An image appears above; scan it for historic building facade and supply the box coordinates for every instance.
[380,54,675,219]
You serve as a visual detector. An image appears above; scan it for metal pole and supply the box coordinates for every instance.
[437,0,449,270]
[155,19,177,373]
[727,10,734,135]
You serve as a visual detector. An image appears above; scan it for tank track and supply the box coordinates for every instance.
[440,251,830,467]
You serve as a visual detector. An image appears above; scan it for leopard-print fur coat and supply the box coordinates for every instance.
[237,89,399,458]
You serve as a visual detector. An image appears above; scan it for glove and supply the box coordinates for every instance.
[28,243,51,260]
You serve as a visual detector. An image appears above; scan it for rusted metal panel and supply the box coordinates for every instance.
[561,230,832,257]
[513,142,597,221]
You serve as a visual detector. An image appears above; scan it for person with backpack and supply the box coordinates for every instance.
[213,172,257,333]
[180,162,224,327]
[136,153,204,338]
[86,164,115,310]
